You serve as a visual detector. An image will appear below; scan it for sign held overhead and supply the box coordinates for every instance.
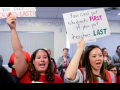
[63,8,110,44]
[0,7,36,19]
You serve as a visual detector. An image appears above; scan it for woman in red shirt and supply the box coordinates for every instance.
[6,12,63,83]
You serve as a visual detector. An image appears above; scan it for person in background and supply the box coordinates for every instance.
[112,45,120,70]
[8,45,30,83]
[107,64,120,83]
[6,12,63,83]
[0,55,3,66]
[101,48,112,69]
[64,38,117,83]
[44,48,57,74]
[0,65,15,83]
[57,48,72,82]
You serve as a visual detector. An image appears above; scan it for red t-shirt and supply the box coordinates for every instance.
[9,51,30,76]
[78,66,82,69]
[117,76,120,83]
[20,70,63,83]
[54,64,57,74]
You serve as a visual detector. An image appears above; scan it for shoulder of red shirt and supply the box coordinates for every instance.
[20,70,63,83]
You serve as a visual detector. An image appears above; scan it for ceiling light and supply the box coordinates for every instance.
[118,13,120,15]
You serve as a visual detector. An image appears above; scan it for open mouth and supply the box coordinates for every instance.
[39,64,45,67]
[96,62,101,66]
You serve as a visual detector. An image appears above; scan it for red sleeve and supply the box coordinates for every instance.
[9,53,14,64]
[20,70,31,83]
[26,52,30,62]
[115,74,117,83]
[54,74,63,83]
[117,76,120,83]
[23,51,30,62]
[54,64,57,74]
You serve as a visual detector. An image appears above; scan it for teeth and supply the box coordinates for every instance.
[96,63,100,64]
[40,64,45,66]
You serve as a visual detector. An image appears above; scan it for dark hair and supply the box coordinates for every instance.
[0,66,15,83]
[63,48,69,52]
[28,48,54,83]
[82,45,108,83]
[107,64,120,76]
[85,46,88,50]
[116,45,120,53]
[51,58,56,64]
[102,48,108,57]
[79,51,84,68]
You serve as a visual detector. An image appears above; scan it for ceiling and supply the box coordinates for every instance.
[34,7,120,20]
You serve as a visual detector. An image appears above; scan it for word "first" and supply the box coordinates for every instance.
[89,15,102,22]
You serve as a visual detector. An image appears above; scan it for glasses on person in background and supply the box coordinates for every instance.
[110,70,117,72]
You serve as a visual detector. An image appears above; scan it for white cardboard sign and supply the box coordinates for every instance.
[86,38,96,43]
[63,8,110,44]
[0,7,36,19]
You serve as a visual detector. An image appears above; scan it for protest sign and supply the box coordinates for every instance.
[63,8,110,44]
[0,7,36,19]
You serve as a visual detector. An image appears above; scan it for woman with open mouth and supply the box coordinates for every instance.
[64,38,117,83]
[6,12,63,83]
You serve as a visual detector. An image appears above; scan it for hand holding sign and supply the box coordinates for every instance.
[63,8,110,44]
[77,38,85,49]
[6,12,16,30]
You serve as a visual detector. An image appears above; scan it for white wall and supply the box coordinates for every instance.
[108,20,120,33]
[0,18,66,65]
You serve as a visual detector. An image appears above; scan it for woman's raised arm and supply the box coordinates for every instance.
[6,12,28,78]
[65,38,85,81]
